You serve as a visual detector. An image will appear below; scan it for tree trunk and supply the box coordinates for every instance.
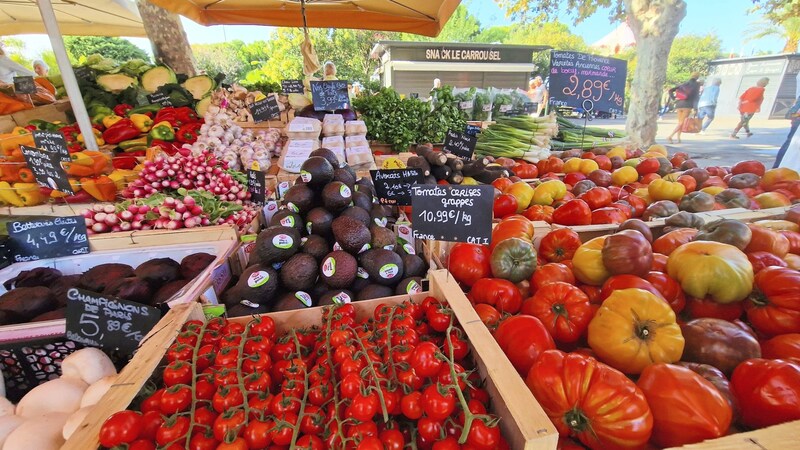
[624,0,686,147]
[136,0,197,76]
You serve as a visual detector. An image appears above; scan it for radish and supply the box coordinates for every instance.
[102,204,115,214]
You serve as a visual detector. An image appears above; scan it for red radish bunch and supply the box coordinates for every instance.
[122,151,250,204]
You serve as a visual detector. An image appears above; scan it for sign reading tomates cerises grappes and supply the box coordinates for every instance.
[548,50,627,116]
[411,184,493,244]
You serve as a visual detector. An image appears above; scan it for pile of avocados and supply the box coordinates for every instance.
[223,148,428,316]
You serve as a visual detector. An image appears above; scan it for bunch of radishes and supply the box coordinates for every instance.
[121,151,250,203]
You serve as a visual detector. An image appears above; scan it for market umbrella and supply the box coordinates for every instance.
[147,0,461,38]
[0,0,145,37]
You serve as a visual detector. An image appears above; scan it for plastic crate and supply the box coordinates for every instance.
[0,336,83,402]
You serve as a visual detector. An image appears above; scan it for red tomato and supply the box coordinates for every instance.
[468,278,522,314]
[492,177,514,192]
[401,391,424,420]
[474,303,502,328]
[493,194,518,219]
[624,194,648,218]
[539,228,582,263]
[537,156,564,174]
[731,358,800,428]
[685,296,744,321]
[747,251,788,273]
[411,341,443,378]
[732,160,766,176]
[644,271,686,314]
[422,384,457,420]
[552,199,592,226]
[600,275,662,301]
[156,416,190,447]
[651,253,668,271]
[160,385,192,415]
[213,409,246,442]
[531,263,575,291]
[578,283,603,305]
[99,411,143,447]
[448,243,492,287]
[521,282,593,343]
[523,204,555,223]
[591,207,628,224]
[514,163,539,179]
[578,187,613,210]
[494,315,556,375]
[636,158,660,176]
[594,155,612,171]
[745,266,800,336]
[761,334,800,361]
[780,230,800,253]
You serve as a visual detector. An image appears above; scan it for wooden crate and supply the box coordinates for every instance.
[10,99,71,126]
[64,269,559,450]
[0,202,108,218]
[668,420,800,449]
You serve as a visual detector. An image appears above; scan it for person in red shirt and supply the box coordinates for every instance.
[731,77,769,139]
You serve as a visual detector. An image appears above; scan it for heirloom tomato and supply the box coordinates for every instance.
[745,266,800,335]
[490,237,537,283]
[745,223,791,257]
[539,228,581,263]
[591,207,628,224]
[652,228,697,255]
[601,229,653,277]
[532,179,568,206]
[468,278,523,314]
[578,187,613,210]
[521,282,593,343]
[600,275,661,301]
[531,263,575,291]
[448,243,491,287]
[552,199,591,226]
[494,315,555,375]
[492,194,518,219]
[644,271,686,314]
[761,333,800,361]
[747,251,787,273]
[731,358,800,428]
[667,241,754,304]
[572,236,611,286]
[522,204,554,223]
[695,219,752,250]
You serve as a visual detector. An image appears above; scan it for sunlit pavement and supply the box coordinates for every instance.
[566,115,789,167]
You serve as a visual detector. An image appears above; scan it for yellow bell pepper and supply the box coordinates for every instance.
[648,178,686,202]
[108,170,127,190]
[13,182,45,206]
[532,179,567,206]
[0,181,24,206]
[102,114,124,129]
[129,113,153,133]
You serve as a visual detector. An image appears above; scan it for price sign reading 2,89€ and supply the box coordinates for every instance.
[548,50,627,116]
[411,184,493,244]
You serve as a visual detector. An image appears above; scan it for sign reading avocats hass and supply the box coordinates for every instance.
[370,168,423,206]
[411,184,493,244]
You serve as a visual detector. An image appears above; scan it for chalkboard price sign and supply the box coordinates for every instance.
[411,184,493,244]
[442,130,477,161]
[13,76,36,94]
[370,168,423,206]
[548,50,627,115]
[33,130,71,162]
[465,124,482,136]
[20,145,74,194]
[282,79,304,94]
[247,169,266,204]
[310,80,350,111]
[6,216,89,263]
[147,92,173,107]
[66,288,161,357]
[250,95,281,123]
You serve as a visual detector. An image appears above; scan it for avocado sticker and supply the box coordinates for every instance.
[273,234,294,249]
[322,257,336,277]
[241,299,262,308]
[356,267,369,279]
[379,263,399,279]
[359,243,371,254]
[332,292,352,304]
[300,170,312,183]
[406,280,423,294]
[280,216,295,227]
[287,202,300,213]
[295,291,313,307]
[306,222,313,235]
[340,185,351,198]
[374,217,388,227]
[403,243,415,255]
[247,271,270,288]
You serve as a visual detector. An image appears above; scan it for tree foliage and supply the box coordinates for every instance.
[498,0,624,23]
[192,43,249,83]
[666,34,723,85]
[747,15,800,52]
[64,37,150,63]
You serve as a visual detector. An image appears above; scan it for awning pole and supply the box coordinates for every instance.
[36,0,99,150]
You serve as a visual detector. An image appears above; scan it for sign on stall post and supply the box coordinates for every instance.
[411,184,493,244]
[548,50,627,116]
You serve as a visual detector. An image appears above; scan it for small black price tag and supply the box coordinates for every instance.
[281,79,305,94]
[66,288,161,357]
[33,130,71,162]
[465,124,482,136]
[147,92,173,107]
[310,80,350,111]
[13,76,36,94]
[249,95,281,123]
[7,216,89,262]
[247,169,266,204]
[411,184,493,244]
[370,168,424,206]
[442,130,477,161]
[20,145,74,194]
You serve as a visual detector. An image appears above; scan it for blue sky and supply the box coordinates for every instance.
[8,0,786,59]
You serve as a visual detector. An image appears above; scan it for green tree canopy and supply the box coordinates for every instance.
[64,37,150,63]
[666,34,723,85]
[192,43,249,83]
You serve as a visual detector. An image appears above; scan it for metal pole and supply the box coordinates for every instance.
[36,0,99,150]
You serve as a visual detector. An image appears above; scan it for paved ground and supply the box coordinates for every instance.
[567,114,790,167]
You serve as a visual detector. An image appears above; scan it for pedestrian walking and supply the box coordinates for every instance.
[732,77,769,139]
[658,86,671,120]
[666,72,702,144]
[774,95,800,168]
[697,78,722,133]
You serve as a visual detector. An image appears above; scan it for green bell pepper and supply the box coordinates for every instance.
[148,121,175,141]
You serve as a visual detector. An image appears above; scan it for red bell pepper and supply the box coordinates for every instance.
[154,107,177,127]
[102,119,141,144]
[60,189,95,204]
[112,156,138,170]
[174,107,200,126]
[176,122,202,144]
[113,104,133,116]
[149,139,180,155]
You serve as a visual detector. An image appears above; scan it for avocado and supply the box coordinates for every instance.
[322,181,353,213]
[370,224,396,249]
[152,280,191,305]
[300,156,335,190]
[356,177,373,189]
[310,280,330,303]
[310,147,342,168]
[280,253,318,291]
[357,284,395,301]
[301,234,331,263]
[332,216,371,255]
[333,167,356,189]
[395,277,424,296]
[340,206,371,227]
[227,300,271,317]
[318,289,354,306]
[320,251,357,288]
[350,274,370,293]
[283,184,316,215]
[370,204,389,227]
[270,291,315,311]
[255,226,301,265]
[359,249,404,286]
[270,209,304,235]
[402,254,427,278]
[351,190,373,211]
[305,207,335,237]
[355,180,376,199]
[228,264,279,306]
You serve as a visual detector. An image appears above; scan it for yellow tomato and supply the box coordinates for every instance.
[648,179,686,202]
[754,192,791,208]
[611,166,638,186]
[646,144,669,157]
[752,219,800,232]
[563,158,599,175]
[504,181,535,212]
[632,188,652,204]
[667,241,754,304]
[662,172,683,182]
[572,236,611,285]
[531,179,567,206]
[761,167,799,189]
[607,146,627,159]
[700,186,725,196]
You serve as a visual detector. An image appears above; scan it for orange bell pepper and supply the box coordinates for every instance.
[17,168,35,183]
[63,161,96,177]
[83,150,111,175]
[81,176,117,201]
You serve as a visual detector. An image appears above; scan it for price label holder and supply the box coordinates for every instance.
[310,80,350,111]
[465,124,482,137]
[442,130,477,161]
[282,79,305,94]
[247,169,266,204]
[6,216,89,262]
[411,185,493,244]
[20,145,74,194]
[13,76,36,94]
[370,168,423,206]
[33,130,71,162]
[147,92,173,107]
[66,288,161,358]
[249,94,281,123]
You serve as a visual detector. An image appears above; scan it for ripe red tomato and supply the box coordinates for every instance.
[448,243,492,287]
[644,271,686,314]
[578,187,613,210]
[747,251,788,273]
[401,391,424,420]
[159,385,192,414]
[731,358,800,428]
[591,207,628,224]
[473,303,502,328]
[156,416,190,447]
[521,282,593,343]
[600,275,662,301]
[552,199,592,226]
[468,278,522,314]
[99,410,143,447]
[213,409,246,442]
[493,194,518,219]
[531,263,575,291]
[685,296,744,321]
[539,228,582,263]
[745,266,800,335]
[523,204,555,223]
[514,163,538,179]
[411,341,443,378]
[494,315,555,375]
[761,334,800,362]
[422,384,457,420]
